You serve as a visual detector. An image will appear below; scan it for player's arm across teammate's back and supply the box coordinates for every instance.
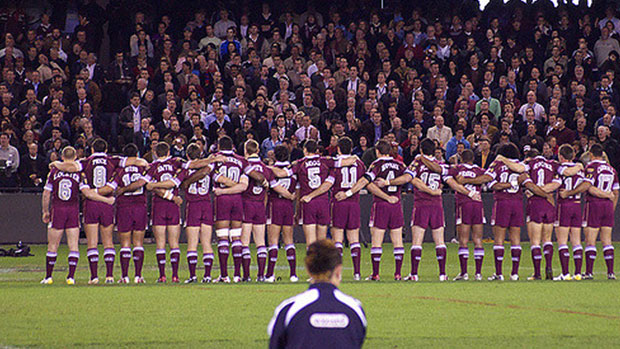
[335,175,369,201]
[495,155,526,173]
[458,173,492,185]
[559,163,584,177]
[559,181,590,198]
[214,175,249,195]
[541,181,561,193]
[411,177,442,196]
[417,155,443,174]
[185,154,227,169]
[444,177,481,201]
[301,179,333,203]
[49,160,82,172]
[366,182,398,203]
[81,187,115,205]
[587,185,615,199]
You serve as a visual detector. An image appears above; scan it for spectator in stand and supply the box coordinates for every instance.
[0,133,19,187]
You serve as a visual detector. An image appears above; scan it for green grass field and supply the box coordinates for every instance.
[1,242,619,348]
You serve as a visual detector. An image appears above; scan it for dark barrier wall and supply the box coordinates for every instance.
[1,192,619,244]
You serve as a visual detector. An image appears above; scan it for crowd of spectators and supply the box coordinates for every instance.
[1,0,620,189]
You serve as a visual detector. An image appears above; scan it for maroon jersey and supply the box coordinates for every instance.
[44,168,87,207]
[212,150,253,189]
[584,160,620,203]
[525,156,560,188]
[243,157,274,202]
[80,153,123,189]
[485,159,529,201]
[557,162,586,203]
[269,161,298,203]
[182,162,214,202]
[446,163,486,204]
[366,156,406,203]
[406,156,448,204]
[329,156,366,202]
[287,155,337,199]
[108,165,147,206]
[143,156,185,203]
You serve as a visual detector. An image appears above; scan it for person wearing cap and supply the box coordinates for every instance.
[268,240,367,349]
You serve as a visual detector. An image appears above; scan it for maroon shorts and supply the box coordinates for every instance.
[83,200,114,226]
[584,200,614,228]
[50,205,80,230]
[331,200,361,230]
[267,199,294,226]
[411,203,444,230]
[185,200,213,227]
[151,200,180,226]
[301,199,330,225]
[456,201,485,225]
[369,201,403,230]
[243,200,266,225]
[215,195,243,221]
[116,204,147,232]
[491,199,523,228]
[527,197,556,224]
[556,201,581,228]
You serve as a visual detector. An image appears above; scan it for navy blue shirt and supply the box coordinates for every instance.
[268,283,367,349]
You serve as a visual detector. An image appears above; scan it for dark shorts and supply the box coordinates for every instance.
[411,203,444,230]
[185,200,213,227]
[301,199,330,225]
[491,199,523,228]
[151,200,180,226]
[116,204,148,232]
[331,200,361,230]
[556,201,581,228]
[527,197,556,224]
[456,201,485,225]
[584,200,614,228]
[243,200,266,225]
[83,200,114,226]
[50,205,80,230]
[267,199,294,226]
[215,195,243,222]
[369,201,403,230]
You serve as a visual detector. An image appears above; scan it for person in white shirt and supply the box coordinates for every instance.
[426,115,453,149]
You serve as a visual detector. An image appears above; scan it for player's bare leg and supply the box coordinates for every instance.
[555,227,572,280]
[472,224,484,280]
[431,227,447,280]
[214,220,231,282]
[541,224,555,279]
[84,224,100,283]
[100,224,116,283]
[153,225,168,282]
[569,228,583,279]
[185,226,200,283]
[303,224,318,246]
[316,225,328,241]
[65,227,80,284]
[199,224,214,282]
[167,224,181,283]
[527,222,543,280]
[600,227,615,279]
[230,221,243,282]
[252,224,267,282]
[346,229,361,280]
[368,227,385,280]
[490,226,506,280]
[408,226,425,281]
[131,230,145,283]
[509,227,522,280]
[456,224,470,280]
[584,227,600,279]
[390,228,405,280]
[43,228,63,283]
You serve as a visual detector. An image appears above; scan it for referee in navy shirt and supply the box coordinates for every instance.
[268,240,367,349]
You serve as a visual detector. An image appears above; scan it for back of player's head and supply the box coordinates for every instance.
[62,146,77,160]
[274,145,289,162]
[218,136,233,151]
[122,143,139,157]
[244,139,259,155]
[526,148,540,158]
[337,136,353,155]
[304,139,318,154]
[305,239,342,280]
[375,139,391,155]
[558,144,574,161]
[461,149,474,163]
[92,138,107,153]
[155,142,170,157]
[186,143,202,160]
[420,138,436,156]
[499,143,520,159]
[590,143,604,158]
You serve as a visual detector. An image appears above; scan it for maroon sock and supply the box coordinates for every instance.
[231,240,243,278]
[458,247,469,275]
[133,247,144,277]
[45,251,57,278]
[436,245,447,276]
[67,251,79,279]
[573,246,583,275]
[493,245,504,275]
[170,249,180,278]
[585,246,596,275]
[543,242,554,271]
[217,240,229,277]
[394,247,404,277]
[103,248,116,278]
[119,248,131,278]
[187,251,198,278]
[558,245,570,275]
[256,246,267,278]
[335,242,343,256]
[371,247,382,277]
[474,248,484,275]
[156,249,166,278]
[285,244,296,277]
[87,248,99,279]
[350,243,361,276]
[241,246,251,279]
[202,253,214,278]
[510,246,522,276]
[267,245,278,278]
[410,246,422,276]
[603,245,615,275]
[531,245,542,277]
